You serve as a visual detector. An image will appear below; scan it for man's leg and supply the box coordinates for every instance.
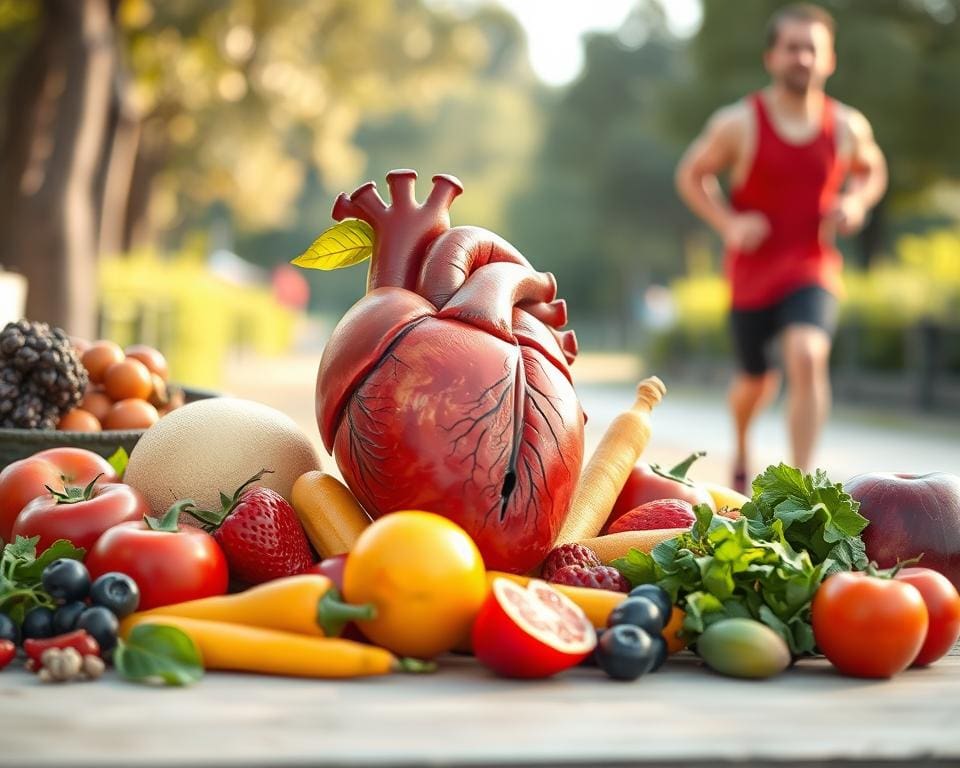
[782,324,832,472]
[729,370,781,491]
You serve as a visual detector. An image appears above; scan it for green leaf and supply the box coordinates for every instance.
[291,219,375,271]
[14,539,85,582]
[114,625,204,686]
[107,447,129,479]
[610,548,658,587]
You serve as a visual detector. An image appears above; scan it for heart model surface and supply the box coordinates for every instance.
[315,170,585,573]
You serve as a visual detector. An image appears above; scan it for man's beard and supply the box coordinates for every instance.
[782,68,813,95]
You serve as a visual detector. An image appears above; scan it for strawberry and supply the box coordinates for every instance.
[187,470,315,584]
[549,565,630,593]
[606,498,696,534]
[541,543,602,580]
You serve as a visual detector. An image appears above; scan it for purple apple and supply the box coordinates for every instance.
[845,472,960,589]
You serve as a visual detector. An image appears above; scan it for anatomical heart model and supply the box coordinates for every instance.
[299,170,585,573]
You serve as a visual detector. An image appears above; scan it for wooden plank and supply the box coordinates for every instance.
[1,654,958,767]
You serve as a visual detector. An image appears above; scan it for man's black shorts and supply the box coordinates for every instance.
[729,285,838,375]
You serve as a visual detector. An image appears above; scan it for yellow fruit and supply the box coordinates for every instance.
[701,482,751,512]
[343,511,487,659]
[124,397,321,512]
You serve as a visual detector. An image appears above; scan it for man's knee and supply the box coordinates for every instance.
[784,327,830,382]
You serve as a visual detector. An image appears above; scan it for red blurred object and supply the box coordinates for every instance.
[272,264,310,309]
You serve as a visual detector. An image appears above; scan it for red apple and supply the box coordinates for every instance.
[845,472,960,590]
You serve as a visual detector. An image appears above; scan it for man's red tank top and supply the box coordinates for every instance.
[727,92,848,309]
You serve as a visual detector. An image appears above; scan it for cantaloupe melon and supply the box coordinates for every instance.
[124,397,322,514]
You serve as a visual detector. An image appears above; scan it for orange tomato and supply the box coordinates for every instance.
[104,359,153,401]
[57,408,102,432]
[103,399,159,430]
[80,390,113,422]
[124,344,169,381]
[81,341,124,385]
[343,511,487,659]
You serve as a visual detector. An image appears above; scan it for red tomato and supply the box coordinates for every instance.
[85,505,229,610]
[13,482,149,553]
[0,448,119,543]
[608,451,716,531]
[812,571,929,678]
[895,567,960,667]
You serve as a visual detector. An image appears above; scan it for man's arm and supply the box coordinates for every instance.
[832,109,888,235]
[675,105,769,253]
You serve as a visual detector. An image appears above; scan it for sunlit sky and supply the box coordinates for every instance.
[433,0,704,86]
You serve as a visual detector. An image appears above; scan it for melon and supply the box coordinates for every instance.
[124,397,322,514]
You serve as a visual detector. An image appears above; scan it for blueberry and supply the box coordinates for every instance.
[595,624,656,681]
[52,601,88,635]
[77,606,119,655]
[0,613,20,645]
[607,596,666,635]
[41,559,90,603]
[21,606,55,641]
[649,635,668,672]
[89,572,140,618]
[628,584,672,620]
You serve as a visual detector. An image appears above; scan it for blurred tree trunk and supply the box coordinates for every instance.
[0,0,115,338]
[97,74,141,256]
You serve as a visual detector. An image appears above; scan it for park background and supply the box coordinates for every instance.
[1,0,958,481]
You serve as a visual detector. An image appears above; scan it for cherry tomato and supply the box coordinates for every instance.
[13,482,149,553]
[812,571,929,678]
[85,504,229,610]
[80,390,113,422]
[343,511,487,659]
[81,341,124,385]
[102,399,159,430]
[57,408,102,432]
[0,448,119,543]
[124,344,169,381]
[895,567,960,667]
[103,359,153,401]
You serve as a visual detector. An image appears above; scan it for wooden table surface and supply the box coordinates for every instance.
[2,650,958,767]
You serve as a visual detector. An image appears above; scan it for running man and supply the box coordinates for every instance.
[675,3,887,490]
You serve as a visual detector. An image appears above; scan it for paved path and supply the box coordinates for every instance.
[222,352,960,489]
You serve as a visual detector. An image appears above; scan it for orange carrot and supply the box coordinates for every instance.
[555,376,666,544]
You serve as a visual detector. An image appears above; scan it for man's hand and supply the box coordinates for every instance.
[828,194,867,236]
[724,211,770,253]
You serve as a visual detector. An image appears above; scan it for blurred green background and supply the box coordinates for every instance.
[1,0,958,409]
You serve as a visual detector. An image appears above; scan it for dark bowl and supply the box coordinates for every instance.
[0,387,219,469]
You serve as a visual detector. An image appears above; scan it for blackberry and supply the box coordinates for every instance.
[0,320,87,429]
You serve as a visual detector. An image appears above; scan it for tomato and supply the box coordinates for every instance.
[124,344,169,381]
[13,481,149,553]
[812,571,929,678]
[104,359,153,402]
[895,567,960,667]
[0,448,119,543]
[85,503,229,610]
[343,511,487,658]
[80,390,113,422]
[102,399,159,430]
[472,578,596,678]
[607,451,716,531]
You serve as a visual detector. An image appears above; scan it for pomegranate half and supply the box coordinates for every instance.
[472,577,596,678]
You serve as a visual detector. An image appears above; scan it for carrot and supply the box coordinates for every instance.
[126,574,374,637]
[119,615,409,678]
[555,376,666,544]
[292,471,372,557]
[576,528,688,564]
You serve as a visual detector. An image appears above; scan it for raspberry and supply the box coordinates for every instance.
[549,565,630,593]
[541,543,601,580]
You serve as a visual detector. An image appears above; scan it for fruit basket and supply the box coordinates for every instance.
[0,387,219,468]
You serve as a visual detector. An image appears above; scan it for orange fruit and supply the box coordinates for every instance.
[81,341,124,385]
[103,399,159,430]
[57,408,102,432]
[124,344,169,381]
[80,389,113,422]
[104,359,152,401]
